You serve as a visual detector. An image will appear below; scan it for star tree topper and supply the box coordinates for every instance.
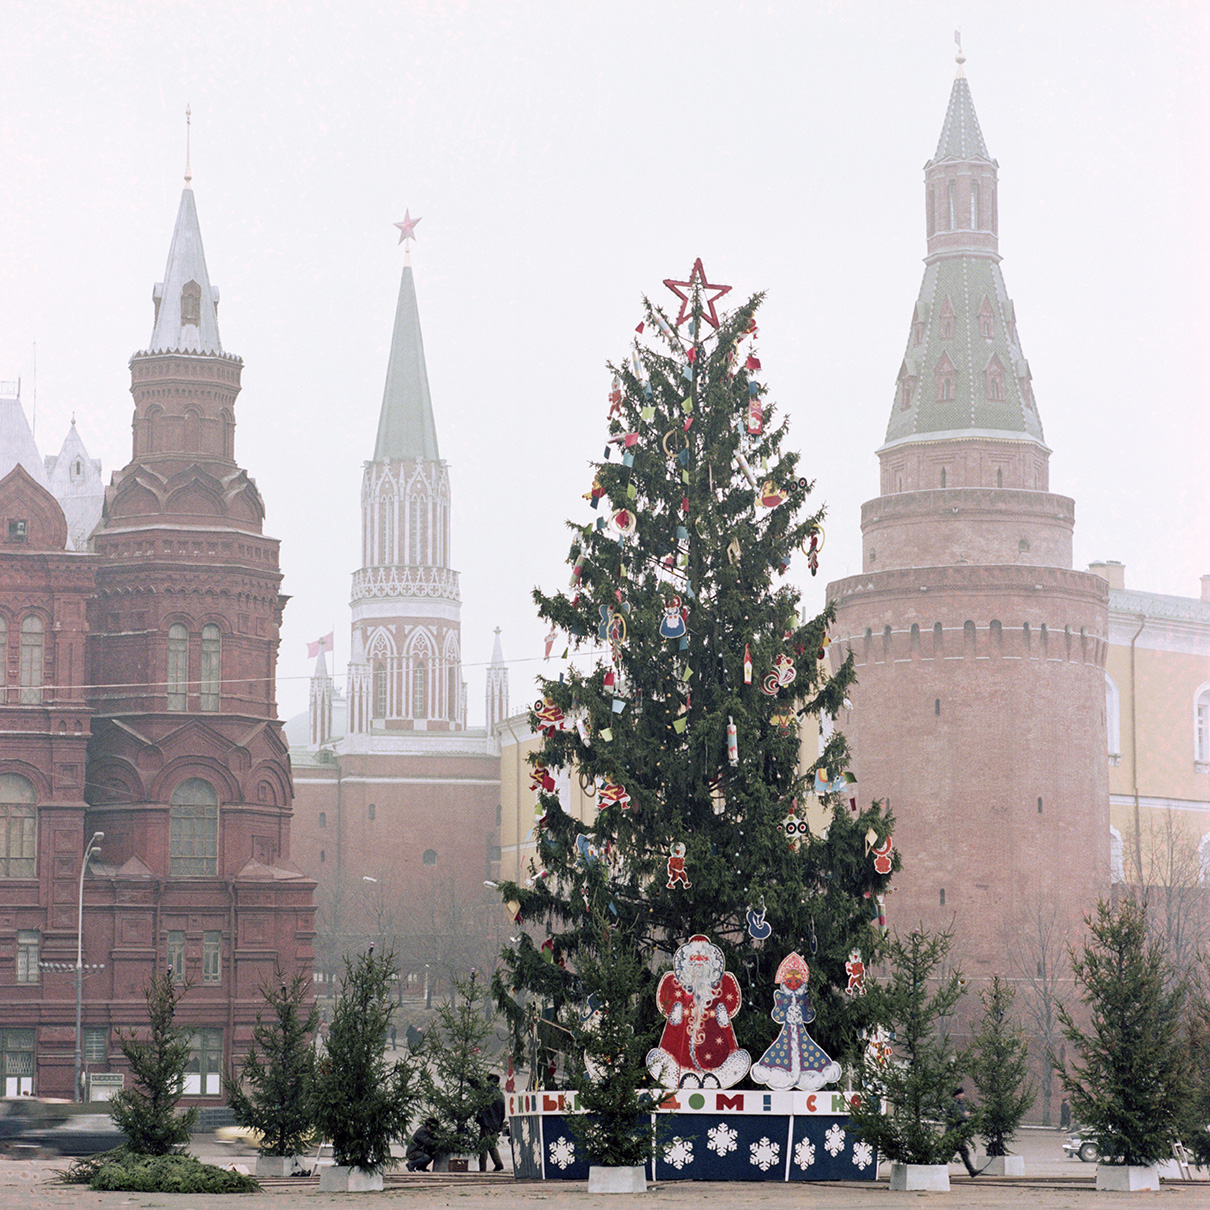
[663,257,732,329]
[394,209,422,245]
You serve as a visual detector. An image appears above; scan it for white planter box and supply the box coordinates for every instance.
[1095,1163,1161,1192]
[889,1162,951,1191]
[318,1166,384,1192]
[981,1154,1025,1176]
[255,1155,306,1177]
[587,1165,648,1193]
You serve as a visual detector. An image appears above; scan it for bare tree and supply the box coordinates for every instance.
[1003,897,1074,1126]
[1123,809,1210,985]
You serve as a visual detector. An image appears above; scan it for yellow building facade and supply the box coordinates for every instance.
[1092,561,1210,886]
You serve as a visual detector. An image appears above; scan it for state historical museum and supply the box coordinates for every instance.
[0,173,313,1100]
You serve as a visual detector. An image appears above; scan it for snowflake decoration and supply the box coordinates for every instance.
[852,1140,875,1171]
[519,1117,532,1147]
[663,1138,694,1170]
[707,1122,738,1156]
[749,1136,781,1171]
[824,1123,846,1156]
[794,1138,816,1170]
[548,1135,575,1170]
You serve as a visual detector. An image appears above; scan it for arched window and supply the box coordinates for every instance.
[318,811,326,829]
[939,298,955,340]
[0,616,7,701]
[940,468,947,488]
[19,616,43,705]
[373,661,387,719]
[926,187,935,237]
[170,778,218,876]
[935,354,956,402]
[167,624,188,712]
[378,496,394,564]
[422,849,437,865]
[1195,684,1210,769]
[948,180,957,229]
[1106,674,1122,761]
[986,355,1005,401]
[180,280,202,326]
[200,625,221,712]
[1199,833,1210,885]
[0,774,36,877]
[412,659,427,718]
[978,297,994,338]
[970,180,980,228]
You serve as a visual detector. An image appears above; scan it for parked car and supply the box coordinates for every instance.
[1063,1131,1099,1163]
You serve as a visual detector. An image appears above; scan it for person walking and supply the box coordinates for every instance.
[477,1074,507,1172]
[947,1087,979,1177]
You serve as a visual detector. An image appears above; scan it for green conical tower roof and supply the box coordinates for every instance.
[373,264,440,462]
[882,69,1046,453]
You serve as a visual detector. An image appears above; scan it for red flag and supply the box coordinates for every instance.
[307,631,334,659]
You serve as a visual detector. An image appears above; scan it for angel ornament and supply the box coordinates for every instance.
[749,952,841,1092]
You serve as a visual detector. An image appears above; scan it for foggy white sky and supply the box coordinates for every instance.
[0,1,1206,726]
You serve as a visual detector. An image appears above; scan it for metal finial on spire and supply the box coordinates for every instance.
[954,29,966,77]
[184,104,192,186]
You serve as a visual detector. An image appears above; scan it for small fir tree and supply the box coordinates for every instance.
[968,974,1035,1157]
[566,916,659,1167]
[226,973,319,1156]
[1181,970,1210,1166]
[312,947,417,1173]
[108,968,197,1155]
[1056,896,1189,1166]
[847,927,973,1165]
[421,972,498,1156]
[494,265,897,1078]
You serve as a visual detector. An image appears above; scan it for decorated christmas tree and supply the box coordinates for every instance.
[494,261,898,1089]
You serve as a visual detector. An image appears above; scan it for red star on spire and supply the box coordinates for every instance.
[394,209,422,245]
[663,258,732,329]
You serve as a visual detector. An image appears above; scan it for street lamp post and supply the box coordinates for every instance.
[74,831,104,1103]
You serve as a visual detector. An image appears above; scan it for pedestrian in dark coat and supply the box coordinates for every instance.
[477,1074,506,1172]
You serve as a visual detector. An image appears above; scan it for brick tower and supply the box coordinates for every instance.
[826,62,1110,977]
[83,171,313,1097]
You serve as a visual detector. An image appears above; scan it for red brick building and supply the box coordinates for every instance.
[826,67,1111,986]
[0,176,313,1099]
[287,248,504,1001]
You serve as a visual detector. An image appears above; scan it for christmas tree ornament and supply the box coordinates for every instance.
[746,901,772,940]
[802,524,825,576]
[726,716,738,766]
[778,810,809,851]
[747,396,763,435]
[584,477,605,509]
[505,900,521,924]
[761,653,796,696]
[529,762,556,794]
[544,627,558,659]
[658,596,688,639]
[871,835,894,875]
[607,375,623,416]
[645,935,750,1089]
[759,480,788,509]
[665,842,690,888]
[814,768,857,795]
[662,258,733,329]
[749,952,841,1091]
[744,354,761,372]
[743,643,753,684]
[844,949,866,995]
[575,833,602,867]
[769,710,795,736]
[533,697,567,735]
[865,1025,894,1070]
[726,536,742,564]
[735,450,758,489]
[610,507,637,537]
[597,781,631,810]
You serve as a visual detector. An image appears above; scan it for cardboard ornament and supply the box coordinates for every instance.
[645,935,751,1089]
[749,952,842,1092]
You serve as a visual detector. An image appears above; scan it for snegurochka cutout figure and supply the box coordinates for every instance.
[750,951,842,1091]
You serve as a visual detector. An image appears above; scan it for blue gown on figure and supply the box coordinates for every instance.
[750,984,842,1092]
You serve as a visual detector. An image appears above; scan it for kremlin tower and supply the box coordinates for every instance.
[826,60,1111,977]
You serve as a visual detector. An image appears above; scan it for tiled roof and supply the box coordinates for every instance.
[930,77,990,164]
